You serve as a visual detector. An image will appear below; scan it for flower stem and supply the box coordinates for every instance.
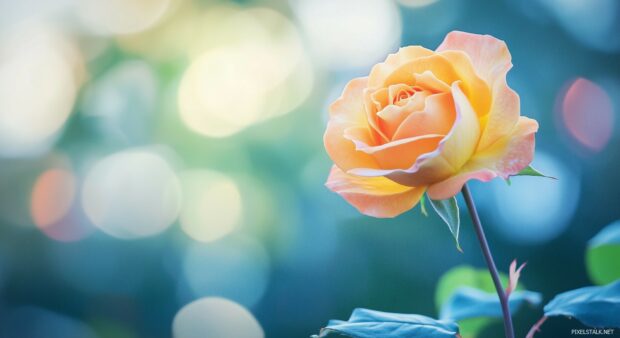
[461,184,515,338]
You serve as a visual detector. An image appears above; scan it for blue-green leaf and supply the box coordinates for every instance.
[512,165,556,179]
[543,280,620,328]
[440,287,541,321]
[587,221,620,285]
[314,308,460,338]
[429,196,461,252]
[589,222,620,246]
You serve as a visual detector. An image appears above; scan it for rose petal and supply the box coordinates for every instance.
[381,82,481,186]
[437,31,512,85]
[325,77,380,171]
[413,71,451,93]
[438,50,491,118]
[378,54,461,88]
[364,88,390,143]
[349,134,445,170]
[437,31,520,152]
[392,92,455,140]
[388,83,414,104]
[368,46,435,88]
[478,76,520,151]
[377,91,428,138]
[426,116,538,199]
[325,165,426,218]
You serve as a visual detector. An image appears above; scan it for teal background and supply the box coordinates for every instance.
[0,0,619,337]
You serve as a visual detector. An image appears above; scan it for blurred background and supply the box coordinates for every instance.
[0,0,619,337]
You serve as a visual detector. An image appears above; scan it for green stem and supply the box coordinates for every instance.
[461,184,515,338]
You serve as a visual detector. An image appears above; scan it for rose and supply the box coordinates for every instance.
[324,31,538,218]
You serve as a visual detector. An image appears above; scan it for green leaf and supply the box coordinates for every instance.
[586,221,620,285]
[435,266,513,338]
[420,194,429,217]
[436,266,511,308]
[429,196,461,252]
[314,308,460,337]
[513,165,556,179]
[543,280,620,328]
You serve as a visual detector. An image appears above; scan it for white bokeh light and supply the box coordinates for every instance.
[0,22,84,157]
[489,152,580,244]
[291,0,401,69]
[179,170,243,243]
[81,147,181,239]
[76,0,173,35]
[397,0,440,7]
[173,297,264,338]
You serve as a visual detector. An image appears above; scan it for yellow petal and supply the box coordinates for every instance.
[377,54,461,89]
[413,71,451,93]
[436,31,521,152]
[426,116,538,200]
[386,82,481,186]
[368,46,435,88]
[438,50,491,118]
[477,76,520,151]
[325,165,426,218]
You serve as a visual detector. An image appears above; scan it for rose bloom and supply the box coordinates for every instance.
[324,31,538,218]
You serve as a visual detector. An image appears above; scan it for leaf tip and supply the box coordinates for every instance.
[456,243,463,253]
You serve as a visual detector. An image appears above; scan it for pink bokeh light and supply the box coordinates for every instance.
[560,78,614,152]
[30,169,94,242]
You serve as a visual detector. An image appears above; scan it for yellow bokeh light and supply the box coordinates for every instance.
[176,6,313,138]
[179,170,243,242]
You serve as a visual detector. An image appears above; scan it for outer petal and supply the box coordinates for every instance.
[380,54,460,88]
[324,77,380,171]
[477,76,520,151]
[437,31,512,85]
[437,31,520,152]
[437,50,491,118]
[325,165,426,218]
[351,82,481,186]
[368,46,435,88]
[426,116,538,200]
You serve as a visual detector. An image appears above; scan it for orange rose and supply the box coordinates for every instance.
[324,31,538,218]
